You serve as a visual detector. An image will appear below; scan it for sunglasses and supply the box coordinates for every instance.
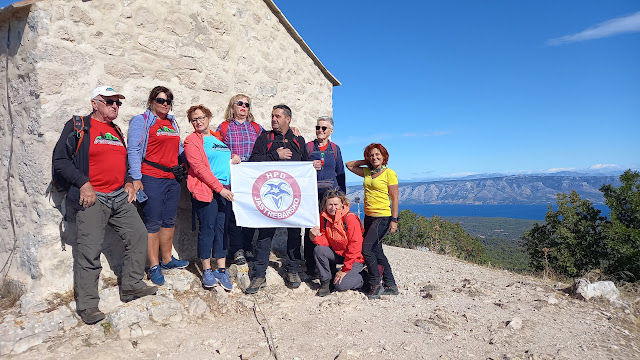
[315,126,332,131]
[190,116,207,123]
[154,97,173,106]
[236,100,250,108]
[97,99,122,107]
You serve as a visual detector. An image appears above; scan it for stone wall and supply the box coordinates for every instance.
[0,0,336,309]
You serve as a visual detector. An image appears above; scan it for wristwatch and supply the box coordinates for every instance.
[391,217,398,223]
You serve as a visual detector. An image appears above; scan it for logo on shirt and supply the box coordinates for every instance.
[156,126,179,136]
[252,170,302,220]
[94,132,124,147]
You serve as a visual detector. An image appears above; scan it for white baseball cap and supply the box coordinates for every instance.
[91,86,126,100]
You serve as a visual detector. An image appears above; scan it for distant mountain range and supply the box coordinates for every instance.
[346,173,622,205]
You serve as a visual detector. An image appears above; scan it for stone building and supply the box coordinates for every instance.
[0,0,339,310]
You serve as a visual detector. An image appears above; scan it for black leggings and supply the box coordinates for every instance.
[362,215,396,288]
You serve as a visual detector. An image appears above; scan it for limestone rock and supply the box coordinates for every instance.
[506,317,523,330]
[187,297,209,318]
[99,286,124,313]
[164,269,199,292]
[0,305,77,355]
[571,278,621,303]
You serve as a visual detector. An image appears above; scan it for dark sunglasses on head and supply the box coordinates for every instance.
[315,126,331,131]
[155,97,173,106]
[236,100,250,108]
[97,99,122,107]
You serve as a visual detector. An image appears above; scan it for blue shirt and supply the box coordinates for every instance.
[203,136,231,186]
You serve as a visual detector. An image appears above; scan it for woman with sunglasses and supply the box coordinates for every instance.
[308,189,365,297]
[215,94,264,266]
[304,116,346,279]
[128,86,189,286]
[346,143,399,299]
[184,104,240,290]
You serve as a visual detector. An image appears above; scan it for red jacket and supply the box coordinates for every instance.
[312,208,365,273]
[184,130,225,202]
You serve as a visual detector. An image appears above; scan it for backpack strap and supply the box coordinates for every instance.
[251,121,261,136]
[306,141,314,155]
[266,132,275,151]
[71,115,87,157]
[329,142,338,161]
[219,121,230,140]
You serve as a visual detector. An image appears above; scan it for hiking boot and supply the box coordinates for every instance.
[316,279,331,297]
[245,277,266,294]
[214,269,233,291]
[233,249,247,265]
[244,250,255,262]
[77,307,105,325]
[160,256,189,270]
[367,284,383,300]
[149,265,165,285]
[202,268,218,288]
[382,285,399,295]
[120,285,157,302]
[286,272,302,289]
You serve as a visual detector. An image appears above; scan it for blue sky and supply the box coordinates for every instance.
[2,1,638,183]
[272,1,640,183]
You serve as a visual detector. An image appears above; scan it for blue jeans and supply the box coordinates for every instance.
[362,215,396,288]
[227,209,255,255]
[192,193,230,260]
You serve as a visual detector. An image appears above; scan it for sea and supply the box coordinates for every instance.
[349,204,611,221]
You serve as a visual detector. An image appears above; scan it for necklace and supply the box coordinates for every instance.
[370,165,386,175]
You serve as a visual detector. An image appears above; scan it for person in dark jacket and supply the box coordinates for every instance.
[303,116,347,278]
[52,86,156,325]
[245,104,316,294]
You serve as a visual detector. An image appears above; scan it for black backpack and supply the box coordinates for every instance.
[48,115,88,194]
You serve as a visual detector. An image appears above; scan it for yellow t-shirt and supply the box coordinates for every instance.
[363,167,398,217]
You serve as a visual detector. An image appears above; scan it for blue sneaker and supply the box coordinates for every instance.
[149,265,165,285]
[201,269,218,288]
[213,269,233,291]
[160,256,189,270]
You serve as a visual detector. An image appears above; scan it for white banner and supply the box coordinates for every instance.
[230,161,319,228]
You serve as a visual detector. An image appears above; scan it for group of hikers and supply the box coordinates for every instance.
[52,85,400,325]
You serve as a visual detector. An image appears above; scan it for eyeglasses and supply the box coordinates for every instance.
[190,116,207,123]
[96,99,122,107]
[315,126,332,131]
[236,100,250,108]
[155,97,173,106]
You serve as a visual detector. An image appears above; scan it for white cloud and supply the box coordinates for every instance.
[546,167,576,173]
[590,164,619,170]
[547,11,640,46]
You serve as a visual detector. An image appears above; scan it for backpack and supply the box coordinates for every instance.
[322,212,364,234]
[265,132,301,152]
[306,141,338,162]
[49,115,88,193]
[218,120,261,141]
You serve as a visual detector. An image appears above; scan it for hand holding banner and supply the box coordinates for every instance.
[230,161,319,228]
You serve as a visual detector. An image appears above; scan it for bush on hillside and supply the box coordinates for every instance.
[384,210,488,265]
[522,170,640,280]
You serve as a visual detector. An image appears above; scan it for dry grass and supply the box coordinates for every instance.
[0,277,24,311]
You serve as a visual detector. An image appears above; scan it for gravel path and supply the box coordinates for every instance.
[7,245,640,359]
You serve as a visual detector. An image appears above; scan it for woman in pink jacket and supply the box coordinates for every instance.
[184,104,241,290]
[309,189,365,297]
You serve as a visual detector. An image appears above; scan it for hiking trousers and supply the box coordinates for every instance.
[362,215,397,289]
[253,227,302,278]
[75,200,147,311]
[314,245,364,291]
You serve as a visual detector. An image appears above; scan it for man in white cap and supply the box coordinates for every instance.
[52,86,156,325]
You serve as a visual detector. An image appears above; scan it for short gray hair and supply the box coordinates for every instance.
[317,116,333,128]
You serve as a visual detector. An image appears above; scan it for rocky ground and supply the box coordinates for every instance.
[1,245,639,360]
